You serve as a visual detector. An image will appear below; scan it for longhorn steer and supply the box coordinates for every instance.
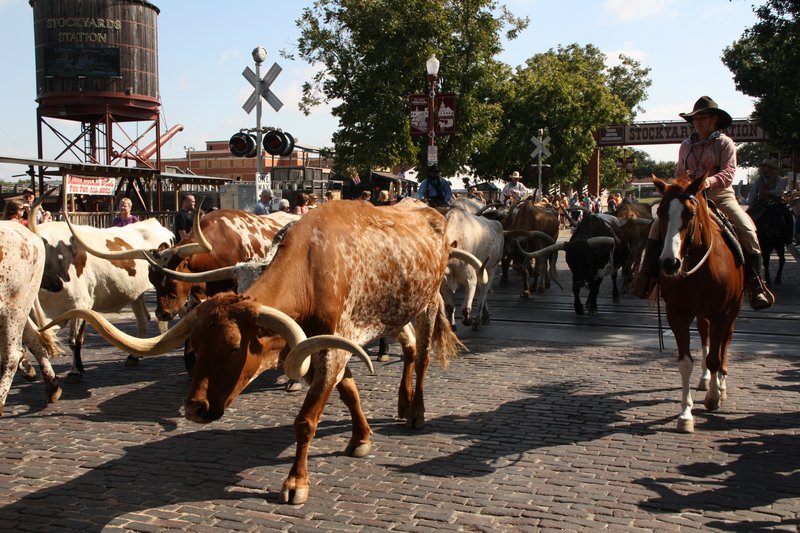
[147,209,299,321]
[0,222,61,413]
[441,204,503,330]
[500,200,560,296]
[614,201,653,289]
[525,213,628,315]
[43,200,482,505]
[34,218,174,380]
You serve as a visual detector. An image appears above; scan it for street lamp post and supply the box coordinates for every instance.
[426,54,440,167]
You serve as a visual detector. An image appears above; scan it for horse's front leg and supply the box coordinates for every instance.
[704,319,735,411]
[696,318,711,391]
[668,312,695,433]
[776,247,785,285]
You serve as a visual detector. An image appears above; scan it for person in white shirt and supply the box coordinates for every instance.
[500,171,529,204]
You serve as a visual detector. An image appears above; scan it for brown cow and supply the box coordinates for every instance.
[500,199,561,296]
[147,209,299,321]
[614,201,653,289]
[43,199,473,505]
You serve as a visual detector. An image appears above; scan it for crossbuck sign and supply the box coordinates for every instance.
[530,135,551,159]
[242,63,283,114]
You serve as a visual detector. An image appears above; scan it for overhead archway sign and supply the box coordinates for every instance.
[597,119,768,147]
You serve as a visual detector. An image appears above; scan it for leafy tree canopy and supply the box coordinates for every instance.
[723,0,800,151]
[289,1,650,186]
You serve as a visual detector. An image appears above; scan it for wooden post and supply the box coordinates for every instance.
[588,146,601,196]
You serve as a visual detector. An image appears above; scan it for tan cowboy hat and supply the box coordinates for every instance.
[679,96,733,130]
[509,171,522,179]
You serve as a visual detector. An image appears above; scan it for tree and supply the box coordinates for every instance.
[289,0,528,177]
[723,0,800,151]
[472,44,651,191]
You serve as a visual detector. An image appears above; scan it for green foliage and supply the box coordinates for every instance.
[736,142,774,169]
[290,2,650,185]
[291,0,527,177]
[723,0,800,151]
[473,45,651,189]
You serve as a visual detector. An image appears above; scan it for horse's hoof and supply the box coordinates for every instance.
[281,485,309,505]
[346,442,372,458]
[677,417,695,433]
[697,379,709,391]
[377,354,390,362]
[704,396,720,411]
[285,380,303,392]
[65,372,82,384]
[124,355,140,367]
[471,321,480,332]
[520,292,530,299]
[719,390,728,402]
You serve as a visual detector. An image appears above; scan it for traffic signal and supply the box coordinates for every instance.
[229,133,257,157]
[263,130,295,156]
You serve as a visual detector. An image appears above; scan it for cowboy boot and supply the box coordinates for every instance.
[631,238,660,299]
[745,253,775,310]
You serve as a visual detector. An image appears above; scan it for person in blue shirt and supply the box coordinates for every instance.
[417,165,452,207]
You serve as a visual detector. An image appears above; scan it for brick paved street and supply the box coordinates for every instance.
[0,247,798,532]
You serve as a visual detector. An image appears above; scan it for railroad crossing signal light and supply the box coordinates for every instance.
[263,130,295,156]
[229,133,257,157]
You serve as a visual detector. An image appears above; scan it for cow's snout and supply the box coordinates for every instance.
[184,398,219,423]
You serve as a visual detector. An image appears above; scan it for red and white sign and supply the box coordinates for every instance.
[409,93,457,136]
[65,175,117,196]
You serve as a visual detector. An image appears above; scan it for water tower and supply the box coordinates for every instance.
[29,0,180,208]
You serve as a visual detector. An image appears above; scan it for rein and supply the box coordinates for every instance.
[675,194,714,277]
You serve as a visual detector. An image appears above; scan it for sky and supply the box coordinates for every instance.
[0,0,766,182]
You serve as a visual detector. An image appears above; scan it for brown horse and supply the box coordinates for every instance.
[652,174,745,433]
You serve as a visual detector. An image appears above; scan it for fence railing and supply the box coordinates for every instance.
[57,211,176,230]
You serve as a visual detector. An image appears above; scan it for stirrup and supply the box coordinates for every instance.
[749,279,775,310]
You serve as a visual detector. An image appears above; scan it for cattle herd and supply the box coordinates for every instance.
[0,185,748,504]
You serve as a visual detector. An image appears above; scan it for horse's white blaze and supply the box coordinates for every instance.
[661,198,685,263]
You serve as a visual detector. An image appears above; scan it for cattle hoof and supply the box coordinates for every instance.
[405,416,425,429]
[697,379,709,391]
[19,366,37,382]
[65,372,83,384]
[346,441,372,458]
[285,380,303,392]
[47,385,62,404]
[574,306,584,315]
[280,485,309,505]
[520,292,530,299]
[676,417,695,433]
[124,355,140,367]
[377,354,390,362]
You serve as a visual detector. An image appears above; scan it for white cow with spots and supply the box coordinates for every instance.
[441,202,504,330]
[0,222,61,414]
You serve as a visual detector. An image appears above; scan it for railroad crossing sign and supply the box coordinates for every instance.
[530,134,551,159]
[242,63,283,114]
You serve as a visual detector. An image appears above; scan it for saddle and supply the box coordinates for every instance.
[707,198,745,265]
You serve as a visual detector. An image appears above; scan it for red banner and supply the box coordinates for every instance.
[409,93,457,136]
[65,175,117,196]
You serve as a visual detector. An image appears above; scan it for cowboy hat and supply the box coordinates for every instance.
[509,171,522,179]
[679,96,733,130]
[760,157,779,170]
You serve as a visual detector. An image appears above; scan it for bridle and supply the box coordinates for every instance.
[665,193,714,277]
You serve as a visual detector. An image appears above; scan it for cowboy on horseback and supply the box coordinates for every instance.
[633,96,775,310]
[746,158,793,244]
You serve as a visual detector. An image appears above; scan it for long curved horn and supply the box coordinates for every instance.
[173,200,213,258]
[449,248,489,285]
[515,239,565,259]
[62,204,153,261]
[143,251,239,283]
[586,236,617,247]
[475,202,502,216]
[284,335,373,380]
[28,186,57,237]
[40,308,197,357]
[254,305,373,380]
